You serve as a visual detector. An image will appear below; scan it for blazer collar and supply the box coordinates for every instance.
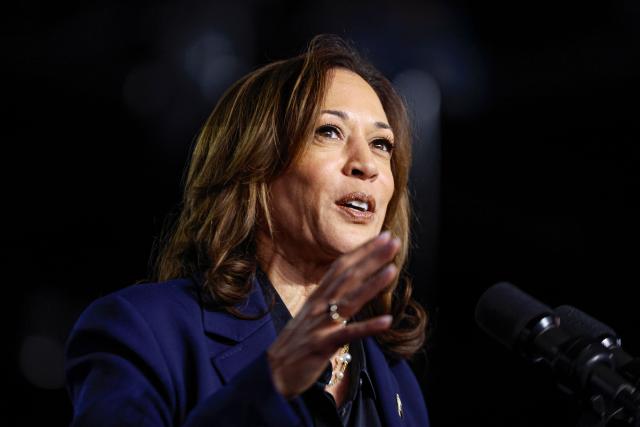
[197,273,278,384]
[197,273,406,426]
[198,273,272,343]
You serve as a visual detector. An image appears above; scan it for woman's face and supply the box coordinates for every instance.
[268,68,395,262]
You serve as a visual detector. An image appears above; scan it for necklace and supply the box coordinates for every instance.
[327,343,351,387]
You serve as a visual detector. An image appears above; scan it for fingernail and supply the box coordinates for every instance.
[378,231,391,241]
[377,315,393,327]
[384,263,398,275]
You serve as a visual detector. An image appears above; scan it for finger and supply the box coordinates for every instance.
[319,231,392,289]
[320,236,400,301]
[321,315,393,349]
[275,304,325,347]
[338,263,398,319]
[310,263,397,326]
[284,301,348,339]
[276,234,397,346]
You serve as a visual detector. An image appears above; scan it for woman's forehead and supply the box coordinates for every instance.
[321,69,389,126]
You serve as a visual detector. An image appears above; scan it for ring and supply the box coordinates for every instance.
[327,301,344,323]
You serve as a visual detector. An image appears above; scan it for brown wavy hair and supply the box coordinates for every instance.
[152,34,427,359]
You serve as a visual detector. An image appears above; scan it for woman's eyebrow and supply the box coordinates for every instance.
[321,109,393,131]
[321,109,348,121]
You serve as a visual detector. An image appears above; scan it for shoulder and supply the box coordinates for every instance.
[65,278,217,426]
[80,277,201,323]
[113,277,200,309]
[67,277,205,357]
[65,277,211,393]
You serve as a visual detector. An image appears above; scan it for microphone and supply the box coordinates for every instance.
[475,282,640,426]
[475,282,555,353]
[555,305,640,388]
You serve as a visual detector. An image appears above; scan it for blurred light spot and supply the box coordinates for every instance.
[393,69,441,201]
[394,69,442,135]
[19,335,65,389]
[393,70,441,290]
[123,62,174,117]
[184,32,237,101]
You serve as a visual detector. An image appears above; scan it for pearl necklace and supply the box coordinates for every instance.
[327,343,351,387]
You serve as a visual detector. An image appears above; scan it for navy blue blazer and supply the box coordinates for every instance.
[65,275,430,426]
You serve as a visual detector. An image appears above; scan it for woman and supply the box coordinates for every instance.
[65,35,429,427]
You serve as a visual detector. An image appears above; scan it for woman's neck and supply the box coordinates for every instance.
[256,233,333,317]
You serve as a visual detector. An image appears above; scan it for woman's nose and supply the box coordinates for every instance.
[342,135,378,180]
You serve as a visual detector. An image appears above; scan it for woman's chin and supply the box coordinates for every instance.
[324,227,380,255]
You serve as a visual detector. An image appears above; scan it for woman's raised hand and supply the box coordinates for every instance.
[266,231,400,398]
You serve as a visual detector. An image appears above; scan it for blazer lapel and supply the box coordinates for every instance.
[198,275,406,426]
[200,276,278,383]
[364,336,406,427]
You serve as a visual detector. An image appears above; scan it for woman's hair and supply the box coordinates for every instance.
[152,34,427,359]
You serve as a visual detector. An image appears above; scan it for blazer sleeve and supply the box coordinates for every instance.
[65,293,310,427]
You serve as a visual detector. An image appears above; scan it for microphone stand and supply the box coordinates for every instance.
[573,357,640,427]
[576,390,640,427]
[526,319,640,427]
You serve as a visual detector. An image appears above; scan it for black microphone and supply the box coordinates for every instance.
[475,282,568,364]
[475,282,640,426]
[556,305,640,388]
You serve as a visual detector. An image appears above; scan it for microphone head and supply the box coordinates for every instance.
[475,282,555,349]
[554,305,618,343]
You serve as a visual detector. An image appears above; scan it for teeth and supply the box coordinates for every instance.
[345,200,368,211]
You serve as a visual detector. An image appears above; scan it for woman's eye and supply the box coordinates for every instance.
[316,125,341,139]
[372,138,395,154]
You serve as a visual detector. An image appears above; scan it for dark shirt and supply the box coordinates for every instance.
[257,270,383,427]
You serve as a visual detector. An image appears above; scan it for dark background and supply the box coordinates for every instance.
[6,1,640,426]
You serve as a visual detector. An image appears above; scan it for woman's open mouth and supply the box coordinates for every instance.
[335,192,375,222]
